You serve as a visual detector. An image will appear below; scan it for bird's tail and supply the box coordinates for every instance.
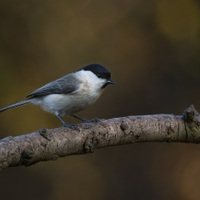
[0,99,31,112]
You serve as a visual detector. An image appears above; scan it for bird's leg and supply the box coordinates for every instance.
[71,114,88,122]
[71,114,101,123]
[56,113,78,130]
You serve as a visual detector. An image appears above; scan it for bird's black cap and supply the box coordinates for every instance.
[80,64,112,80]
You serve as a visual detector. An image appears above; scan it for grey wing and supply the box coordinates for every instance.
[26,73,81,99]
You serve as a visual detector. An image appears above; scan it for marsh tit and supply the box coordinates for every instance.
[0,64,114,128]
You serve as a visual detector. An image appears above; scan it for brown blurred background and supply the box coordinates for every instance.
[0,0,200,199]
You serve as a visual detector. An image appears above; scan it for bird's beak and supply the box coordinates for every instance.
[107,79,115,85]
[101,79,115,89]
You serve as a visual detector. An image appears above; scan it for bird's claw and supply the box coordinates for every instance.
[83,118,101,123]
[63,123,80,131]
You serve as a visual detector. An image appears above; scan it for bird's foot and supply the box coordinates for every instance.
[63,123,79,131]
[56,113,79,131]
[84,118,101,123]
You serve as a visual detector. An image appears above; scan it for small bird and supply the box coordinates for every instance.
[0,64,114,129]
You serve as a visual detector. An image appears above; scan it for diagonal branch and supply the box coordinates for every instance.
[0,105,200,171]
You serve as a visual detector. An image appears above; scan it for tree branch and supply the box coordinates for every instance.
[1,105,200,171]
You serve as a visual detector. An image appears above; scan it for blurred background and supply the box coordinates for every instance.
[0,0,200,199]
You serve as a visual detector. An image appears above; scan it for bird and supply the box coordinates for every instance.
[0,64,114,129]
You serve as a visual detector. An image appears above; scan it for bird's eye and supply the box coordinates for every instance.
[97,74,103,78]
[96,72,110,79]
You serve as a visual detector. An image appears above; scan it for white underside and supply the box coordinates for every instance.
[30,70,105,116]
[31,93,100,116]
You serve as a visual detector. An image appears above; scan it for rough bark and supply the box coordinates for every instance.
[0,105,200,171]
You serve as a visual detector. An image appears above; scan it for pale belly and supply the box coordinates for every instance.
[31,92,102,116]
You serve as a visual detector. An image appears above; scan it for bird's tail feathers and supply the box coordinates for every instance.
[0,99,31,112]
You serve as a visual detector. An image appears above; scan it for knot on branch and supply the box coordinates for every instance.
[83,131,102,153]
[20,145,35,166]
[38,128,51,141]
[183,105,200,143]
